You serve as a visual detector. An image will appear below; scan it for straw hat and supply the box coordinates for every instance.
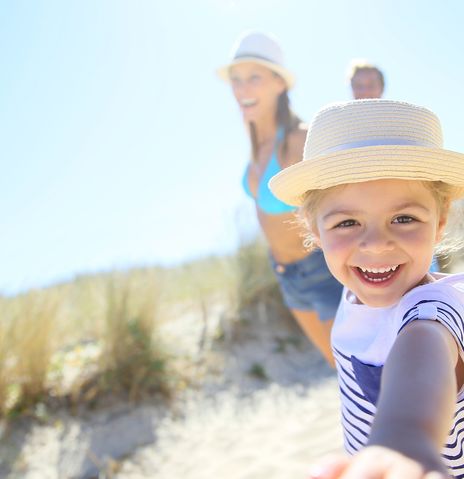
[217,31,295,89]
[269,99,464,206]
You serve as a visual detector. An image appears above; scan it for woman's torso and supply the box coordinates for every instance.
[243,126,309,263]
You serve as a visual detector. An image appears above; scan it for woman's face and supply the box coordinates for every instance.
[229,62,286,123]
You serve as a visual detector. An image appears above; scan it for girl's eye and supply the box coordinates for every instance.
[335,219,358,228]
[392,215,415,224]
[250,74,261,83]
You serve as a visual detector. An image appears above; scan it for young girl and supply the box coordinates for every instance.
[269,99,464,478]
[218,31,343,365]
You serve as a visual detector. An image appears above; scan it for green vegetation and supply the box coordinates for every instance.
[248,362,269,381]
[0,238,283,419]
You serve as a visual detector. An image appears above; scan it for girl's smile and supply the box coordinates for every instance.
[314,179,447,307]
[353,264,401,285]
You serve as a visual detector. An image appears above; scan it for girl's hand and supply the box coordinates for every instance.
[307,447,449,479]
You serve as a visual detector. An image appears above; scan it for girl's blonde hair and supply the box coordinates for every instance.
[299,181,464,258]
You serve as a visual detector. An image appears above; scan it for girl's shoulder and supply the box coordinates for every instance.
[399,272,464,314]
[420,272,464,292]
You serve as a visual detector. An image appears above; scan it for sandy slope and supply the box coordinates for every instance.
[1,300,344,478]
[116,301,344,479]
[116,379,342,479]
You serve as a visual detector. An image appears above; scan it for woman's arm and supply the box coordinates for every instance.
[308,319,459,479]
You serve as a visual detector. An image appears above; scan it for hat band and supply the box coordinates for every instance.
[322,138,435,154]
[233,52,281,65]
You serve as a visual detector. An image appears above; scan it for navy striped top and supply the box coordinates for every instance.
[332,273,464,478]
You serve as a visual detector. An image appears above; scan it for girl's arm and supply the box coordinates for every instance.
[309,319,460,479]
[368,320,459,473]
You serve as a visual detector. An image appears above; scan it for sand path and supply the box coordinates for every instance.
[116,379,343,479]
[116,301,344,478]
[1,301,344,478]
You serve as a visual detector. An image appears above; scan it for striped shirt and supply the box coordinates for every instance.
[332,273,464,478]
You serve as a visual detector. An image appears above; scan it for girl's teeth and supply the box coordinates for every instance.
[357,265,400,283]
[360,265,398,273]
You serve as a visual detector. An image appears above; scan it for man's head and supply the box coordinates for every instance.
[348,60,385,99]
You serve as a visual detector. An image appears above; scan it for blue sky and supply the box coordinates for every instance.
[2,0,464,294]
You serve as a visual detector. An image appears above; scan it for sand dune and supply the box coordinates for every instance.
[117,379,343,479]
[1,300,344,478]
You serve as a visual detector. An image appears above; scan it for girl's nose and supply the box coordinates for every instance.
[359,227,395,253]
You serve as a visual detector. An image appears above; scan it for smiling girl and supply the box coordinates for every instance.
[270,99,464,478]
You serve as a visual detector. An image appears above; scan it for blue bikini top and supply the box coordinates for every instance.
[242,128,296,215]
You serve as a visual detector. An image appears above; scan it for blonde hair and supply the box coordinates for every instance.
[299,181,464,257]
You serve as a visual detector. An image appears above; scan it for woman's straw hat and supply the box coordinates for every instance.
[269,99,464,206]
[217,31,295,89]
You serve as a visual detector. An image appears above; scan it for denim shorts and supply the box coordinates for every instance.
[270,249,344,321]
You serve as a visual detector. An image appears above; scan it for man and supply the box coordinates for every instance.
[348,60,385,99]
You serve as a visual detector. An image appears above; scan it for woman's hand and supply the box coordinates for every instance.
[308,447,449,479]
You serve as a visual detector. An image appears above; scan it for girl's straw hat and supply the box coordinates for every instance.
[269,99,464,206]
[217,31,295,89]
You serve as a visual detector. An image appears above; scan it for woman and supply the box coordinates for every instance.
[218,31,343,366]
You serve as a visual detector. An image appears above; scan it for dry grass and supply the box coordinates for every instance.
[98,271,170,402]
[0,269,172,417]
[0,290,59,415]
[0,304,13,416]
[0,239,286,418]
[231,239,278,311]
[206,239,291,344]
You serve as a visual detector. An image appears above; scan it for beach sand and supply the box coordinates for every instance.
[1,299,344,478]
[116,299,344,479]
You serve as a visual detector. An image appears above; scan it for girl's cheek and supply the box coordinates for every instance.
[321,231,353,251]
[399,228,433,245]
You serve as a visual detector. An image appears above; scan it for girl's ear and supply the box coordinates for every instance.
[435,201,450,243]
[312,232,322,248]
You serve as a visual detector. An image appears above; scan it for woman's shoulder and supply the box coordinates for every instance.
[282,123,307,167]
[287,122,308,144]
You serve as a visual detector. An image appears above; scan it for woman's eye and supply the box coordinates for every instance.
[250,74,261,83]
[393,215,415,224]
[335,219,357,228]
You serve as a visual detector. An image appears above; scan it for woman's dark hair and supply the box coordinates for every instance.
[249,89,302,163]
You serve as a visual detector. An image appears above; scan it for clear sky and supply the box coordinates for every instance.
[2,0,464,294]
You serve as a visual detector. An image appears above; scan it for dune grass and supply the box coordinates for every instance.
[0,238,283,418]
[98,271,170,402]
[0,269,170,417]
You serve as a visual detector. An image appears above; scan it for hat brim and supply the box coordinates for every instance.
[269,145,464,206]
[217,57,295,90]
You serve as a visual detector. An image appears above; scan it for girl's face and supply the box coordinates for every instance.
[229,62,286,123]
[313,179,448,307]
